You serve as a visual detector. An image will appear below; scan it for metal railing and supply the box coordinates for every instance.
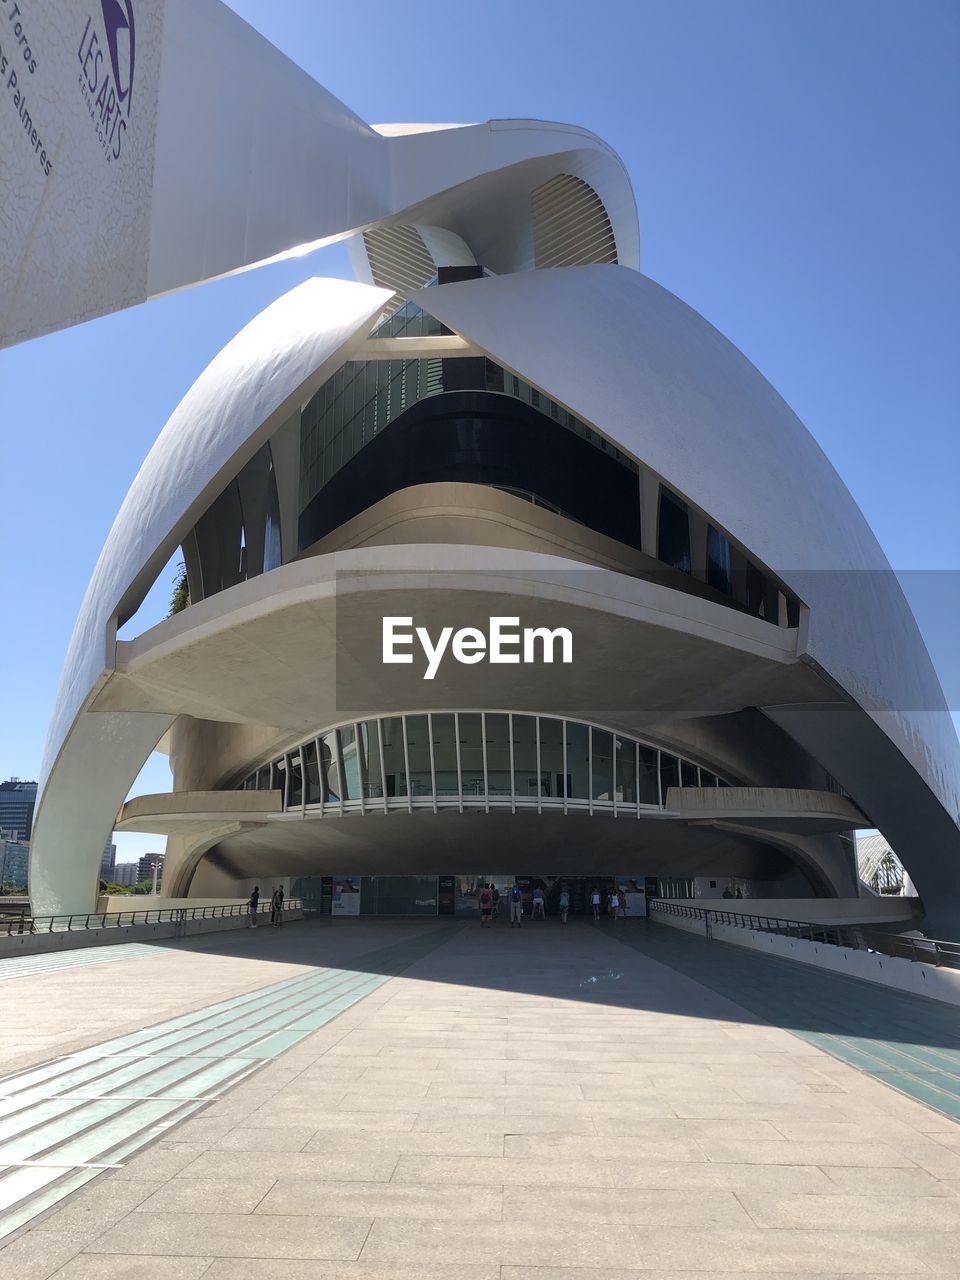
[650,898,960,970]
[0,899,303,937]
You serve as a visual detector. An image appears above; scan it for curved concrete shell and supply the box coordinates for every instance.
[30,68,960,931]
[2,1,637,349]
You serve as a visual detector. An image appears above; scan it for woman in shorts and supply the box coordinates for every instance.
[559,886,570,925]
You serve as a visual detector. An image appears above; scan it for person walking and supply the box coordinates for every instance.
[271,885,284,926]
[532,884,545,920]
[490,883,500,923]
[478,882,493,929]
[248,885,260,928]
[591,887,601,921]
[559,886,570,925]
[608,887,620,920]
[509,882,523,927]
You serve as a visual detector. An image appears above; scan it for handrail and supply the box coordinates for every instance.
[649,898,960,970]
[0,899,304,937]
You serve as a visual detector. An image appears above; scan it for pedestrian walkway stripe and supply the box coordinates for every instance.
[0,922,460,1245]
[0,943,163,983]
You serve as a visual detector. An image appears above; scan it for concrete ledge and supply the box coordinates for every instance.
[0,908,303,958]
[665,896,917,925]
[117,790,282,833]
[655,909,960,1007]
[666,786,870,834]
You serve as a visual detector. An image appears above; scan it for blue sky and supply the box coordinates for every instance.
[1,0,957,864]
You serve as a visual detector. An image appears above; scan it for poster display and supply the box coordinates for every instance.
[620,877,648,917]
[331,876,361,916]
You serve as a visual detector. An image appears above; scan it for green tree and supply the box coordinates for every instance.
[169,562,190,615]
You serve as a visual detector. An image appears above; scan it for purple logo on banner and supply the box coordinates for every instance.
[77,0,136,162]
[100,0,135,116]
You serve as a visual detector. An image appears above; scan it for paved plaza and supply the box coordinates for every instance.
[2,917,960,1277]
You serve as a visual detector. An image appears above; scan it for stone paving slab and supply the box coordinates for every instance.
[1,918,960,1277]
[0,921,447,1076]
[0,928,462,1242]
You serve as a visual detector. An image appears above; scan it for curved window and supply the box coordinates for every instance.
[183,442,282,605]
[707,525,732,594]
[658,489,691,575]
[233,713,732,818]
[299,389,643,554]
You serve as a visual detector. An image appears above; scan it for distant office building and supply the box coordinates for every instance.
[137,852,164,885]
[113,863,139,887]
[0,779,38,841]
[1,830,30,890]
[100,841,117,880]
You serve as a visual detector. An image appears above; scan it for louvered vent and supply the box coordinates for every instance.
[531,174,618,269]
[362,225,436,296]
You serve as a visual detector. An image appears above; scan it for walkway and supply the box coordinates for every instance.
[1,917,959,1277]
[618,922,960,1118]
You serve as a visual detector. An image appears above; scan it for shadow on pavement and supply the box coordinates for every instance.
[153,915,960,1059]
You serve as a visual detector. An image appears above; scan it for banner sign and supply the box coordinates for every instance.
[0,0,382,350]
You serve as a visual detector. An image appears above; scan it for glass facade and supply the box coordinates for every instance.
[565,721,589,800]
[176,303,801,633]
[485,713,511,797]
[459,713,485,799]
[658,489,692,574]
[512,715,539,798]
[432,713,459,797]
[357,719,383,799]
[234,712,728,815]
[707,525,732,595]
[405,714,432,797]
[381,717,407,797]
[299,302,639,517]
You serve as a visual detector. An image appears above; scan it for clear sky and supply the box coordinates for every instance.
[1,0,957,865]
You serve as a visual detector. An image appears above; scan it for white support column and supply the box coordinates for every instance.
[428,713,438,815]
[377,720,389,815]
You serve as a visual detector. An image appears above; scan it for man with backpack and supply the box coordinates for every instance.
[509,882,523,927]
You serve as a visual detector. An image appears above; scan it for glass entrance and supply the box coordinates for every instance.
[454,875,618,918]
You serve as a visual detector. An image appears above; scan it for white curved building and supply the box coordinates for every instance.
[30,59,960,931]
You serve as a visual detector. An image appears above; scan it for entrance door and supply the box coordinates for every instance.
[455,874,623,917]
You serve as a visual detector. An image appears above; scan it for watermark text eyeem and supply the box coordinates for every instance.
[383,616,573,681]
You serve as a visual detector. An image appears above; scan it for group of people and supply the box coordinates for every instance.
[247,884,285,927]
[591,887,624,920]
[478,883,624,926]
